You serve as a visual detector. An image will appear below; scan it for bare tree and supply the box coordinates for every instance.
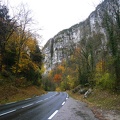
[14,4,36,75]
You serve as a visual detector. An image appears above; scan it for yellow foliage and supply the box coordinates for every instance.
[66,75,75,89]
[12,58,38,73]
[96,60,105,72]
[58,65,65,73]
[48,70,52,76]
[56,87,61,91]
[26,38,36,52]
[40,64,46,74]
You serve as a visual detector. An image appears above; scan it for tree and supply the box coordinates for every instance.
[102,0,120,90]
[0,4,17,72]
[13,5,35,75]
[30,44,43,68]
[53,74,62,83]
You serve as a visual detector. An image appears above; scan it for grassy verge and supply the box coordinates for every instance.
[0,74,46,105]
[68,88,120,120]
[68,88,120,111]
[0,85,46,105]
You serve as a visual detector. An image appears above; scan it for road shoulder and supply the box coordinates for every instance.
[52,97,98,120]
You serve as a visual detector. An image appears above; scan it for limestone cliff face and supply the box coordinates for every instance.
[42,0,118,73]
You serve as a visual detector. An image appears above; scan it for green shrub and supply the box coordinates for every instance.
[96,72,115,89]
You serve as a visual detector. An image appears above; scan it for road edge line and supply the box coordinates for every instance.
[62,101,65,105]
[48,110,58,119]
[0,109,16,116]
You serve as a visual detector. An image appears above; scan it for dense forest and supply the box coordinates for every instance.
[43,0,120,92]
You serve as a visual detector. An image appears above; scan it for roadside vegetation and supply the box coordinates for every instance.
[68,88,120,120]
[0,83,45,105]
[0,2,46,104]
[68,88,120,111]
[43,0,120,92]
[42,0,120,113]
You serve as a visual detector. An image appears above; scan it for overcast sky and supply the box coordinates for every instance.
[4,0,101,46]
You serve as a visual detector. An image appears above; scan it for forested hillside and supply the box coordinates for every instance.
[0,2,44,104]
[43,0,120,92]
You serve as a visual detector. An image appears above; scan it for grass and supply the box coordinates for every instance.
[87,89,120,110]
[68,88,120,111]
[0,79,46,105]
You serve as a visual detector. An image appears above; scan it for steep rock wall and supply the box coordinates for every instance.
[42,0,117,73]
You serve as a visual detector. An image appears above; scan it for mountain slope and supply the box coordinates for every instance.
[42,0,118,73]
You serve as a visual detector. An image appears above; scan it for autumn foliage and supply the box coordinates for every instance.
[0,3,43,86]
[53,74,62,83]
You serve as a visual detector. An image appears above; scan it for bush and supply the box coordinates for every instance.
[96,72,115,89]
[41,76,56,91]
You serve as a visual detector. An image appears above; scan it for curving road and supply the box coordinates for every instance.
[0,92,68,120]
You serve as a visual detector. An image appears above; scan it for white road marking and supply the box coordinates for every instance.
[66,97,68,100]
[25,98,31,100]
[22,103,33,108]
[44,98,49,100]
[6,101,17,105]
[67,94,69,98]
[43,93,58,101]
[0,109,16,116]
[36,100,43,103]
[62,101,65,105]
[48,110,58,119]
[35,93,58,104]
[1,93,59,117]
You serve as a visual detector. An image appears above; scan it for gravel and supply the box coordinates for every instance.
[52,97,98,120]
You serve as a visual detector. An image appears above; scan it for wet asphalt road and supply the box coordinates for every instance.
[0,92,68,120]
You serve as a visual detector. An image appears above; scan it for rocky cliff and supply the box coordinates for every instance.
[42,0,118,73]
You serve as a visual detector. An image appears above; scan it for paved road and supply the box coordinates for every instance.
[0,92,68,120]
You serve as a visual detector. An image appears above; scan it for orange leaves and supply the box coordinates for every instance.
[53,74,62,83]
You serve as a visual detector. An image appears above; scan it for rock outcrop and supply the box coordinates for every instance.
[42,0,118,73]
